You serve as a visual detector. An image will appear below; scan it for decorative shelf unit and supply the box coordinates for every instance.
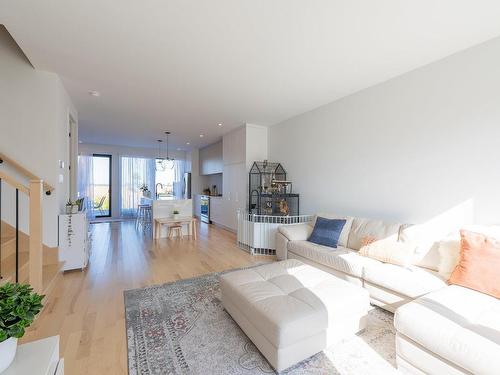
[248,161,299,216]
[58,212,90,271]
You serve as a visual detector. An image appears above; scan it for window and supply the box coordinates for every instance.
[92,154,111,217]
[120,157,155,217]
[155,159,175,199]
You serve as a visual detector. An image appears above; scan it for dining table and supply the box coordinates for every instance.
[154,216,197,239]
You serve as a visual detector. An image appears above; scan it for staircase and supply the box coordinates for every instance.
[0,154,63,296]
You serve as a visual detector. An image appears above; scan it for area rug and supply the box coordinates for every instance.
[124,271,398,375]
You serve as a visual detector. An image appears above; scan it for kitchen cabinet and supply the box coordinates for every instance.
[222,163,246,230]
[223,127,245,165]
[193,194,201,217]
[209,197,225,226]
[199,141,223,175]
[201,124,267,231]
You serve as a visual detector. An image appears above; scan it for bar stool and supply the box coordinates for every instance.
[168,223,183,239]
[136,204,152,233]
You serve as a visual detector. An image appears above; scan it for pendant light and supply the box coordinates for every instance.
[156,139,166,171]
[163,131,175,169]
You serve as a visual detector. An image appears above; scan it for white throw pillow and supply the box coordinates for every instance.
[359,239,417,267]
[437,235,461,279]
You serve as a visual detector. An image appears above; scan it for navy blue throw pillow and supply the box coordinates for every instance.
[308,217,346,248]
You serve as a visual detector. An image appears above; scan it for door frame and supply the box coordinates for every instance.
[93,153,112,218]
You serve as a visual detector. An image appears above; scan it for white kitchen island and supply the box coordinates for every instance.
[142,198,193,238]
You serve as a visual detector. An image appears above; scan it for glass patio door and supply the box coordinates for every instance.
[92,154,112,217]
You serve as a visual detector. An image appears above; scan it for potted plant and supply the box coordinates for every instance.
[172,210,180,220]
[0,283,44,372]
[139,184,151,198]
[65,199,73,214]
[65,199,78,214]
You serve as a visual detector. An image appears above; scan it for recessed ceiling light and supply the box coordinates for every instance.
[88,90,100,97]
[78,140,83,144]
[199,134,204,138]
[186,142,190,145]
[218,123,222,127]
[177,148,181,151]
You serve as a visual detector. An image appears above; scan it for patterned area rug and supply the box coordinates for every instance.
[124,271,398,375]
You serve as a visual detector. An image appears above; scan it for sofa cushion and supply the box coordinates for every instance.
[347,217,403,251]
[278,223,313,242]
[394,285,500,375]
[314,214,353,247]
[308,217,346,248]
[438,234,461,279]
[288,240,380,278]
[363,262,446,298]
[359,239,417,267]
[449,229,500,299]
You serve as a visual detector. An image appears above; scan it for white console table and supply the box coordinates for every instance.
[3,336,63,374]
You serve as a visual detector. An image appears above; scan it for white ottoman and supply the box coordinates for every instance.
[220,259,370,372]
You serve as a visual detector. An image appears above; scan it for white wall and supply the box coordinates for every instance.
[0,26,77,247]
[269,36,500,225]
[78,143,186,219]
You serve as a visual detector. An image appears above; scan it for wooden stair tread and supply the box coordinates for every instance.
[1,235,15,245]
[0,251,29,283]
[0,275,13,285]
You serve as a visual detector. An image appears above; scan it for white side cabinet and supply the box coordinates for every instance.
[58,213,89,271]
[3,336,63,374]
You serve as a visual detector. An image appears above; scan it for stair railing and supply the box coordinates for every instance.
[0,170,44,292]
[0,152,54,195]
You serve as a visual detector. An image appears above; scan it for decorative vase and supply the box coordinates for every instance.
[0,337,18,372]
[172,214,179,220]
[143,191,151,198]
[71,205,79,214]
[65,205,72,214]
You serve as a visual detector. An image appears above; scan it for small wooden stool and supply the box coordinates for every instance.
[168,223,183,238]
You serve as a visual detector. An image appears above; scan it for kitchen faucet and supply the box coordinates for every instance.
[155,183,164,199]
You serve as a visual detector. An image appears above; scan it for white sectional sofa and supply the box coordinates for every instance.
[276,215,500,375]
[276,215,447,312]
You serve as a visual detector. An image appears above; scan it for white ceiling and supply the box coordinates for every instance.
[2,1,500,150]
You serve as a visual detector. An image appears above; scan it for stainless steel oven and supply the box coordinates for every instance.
[200,195,211,223]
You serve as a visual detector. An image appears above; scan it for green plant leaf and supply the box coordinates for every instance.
[0,282,44,343]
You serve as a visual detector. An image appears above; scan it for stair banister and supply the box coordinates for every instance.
[29,180,43,293]
[0,172,44,293]
[0,152,54,195]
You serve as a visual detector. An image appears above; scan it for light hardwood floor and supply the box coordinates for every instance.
[21,220,272,375]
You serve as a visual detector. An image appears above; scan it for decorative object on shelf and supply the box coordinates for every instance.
[67,211,74,247]
[212,185,218,196]
[0,282,44,372]
[279,199,289,216]
[65,199,78,214]
[203,188,211,195]
[75,197,85,211]
[249,161,299,216]
[172,209,180,220]
[139,184,151,198]
[155,131,175,171]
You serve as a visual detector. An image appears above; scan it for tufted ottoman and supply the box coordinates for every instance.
[220,259,370,372]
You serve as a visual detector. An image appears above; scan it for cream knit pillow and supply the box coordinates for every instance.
[437,234,462,279]
[360,239,417,267]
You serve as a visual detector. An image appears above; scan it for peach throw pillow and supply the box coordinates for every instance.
[449,230,500,298]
